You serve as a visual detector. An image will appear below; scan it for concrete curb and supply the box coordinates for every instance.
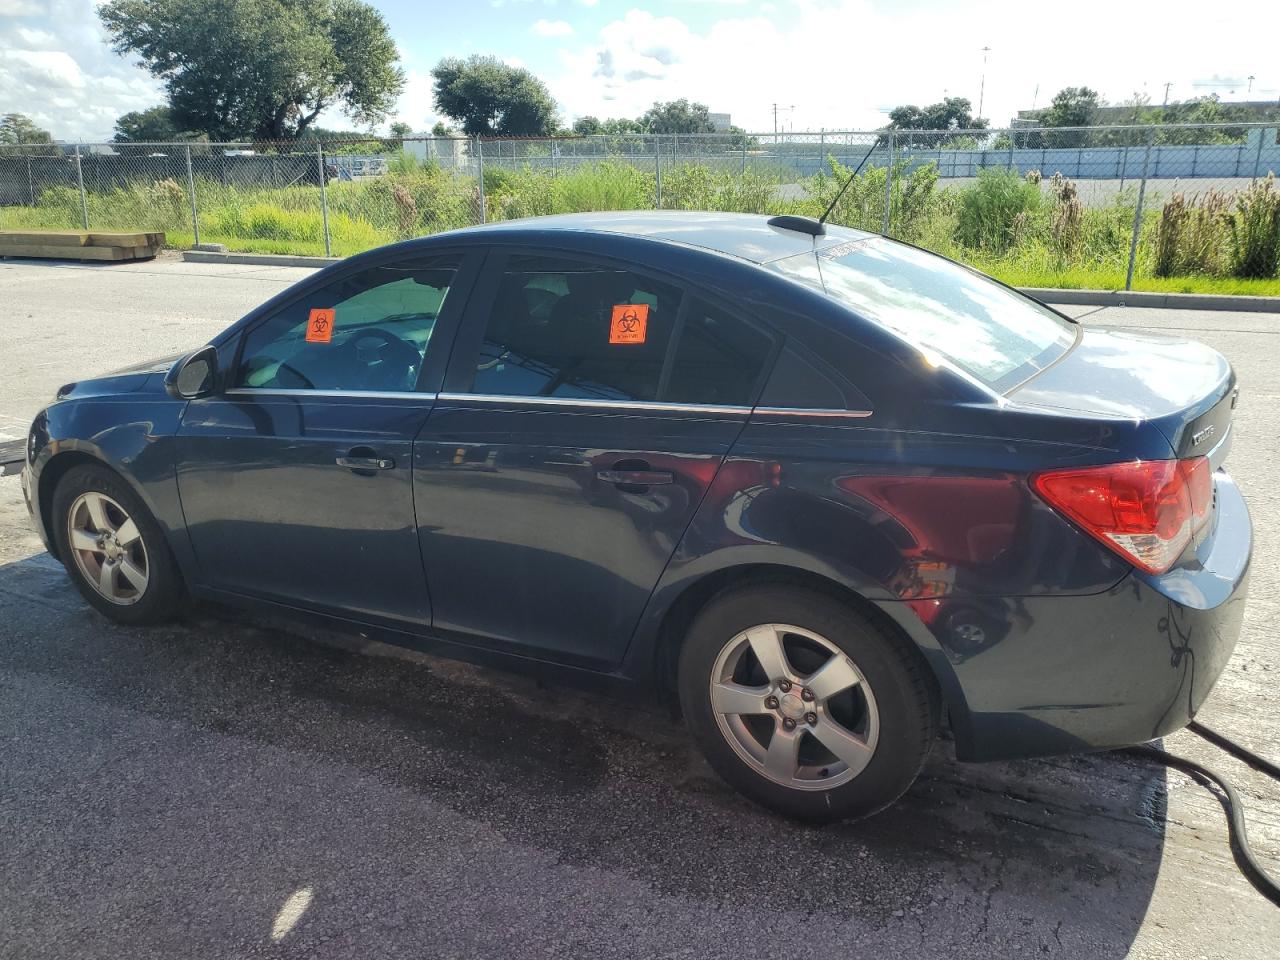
[183,251,342,268]
[1016,287,1280,313]
[180,251,1279,313]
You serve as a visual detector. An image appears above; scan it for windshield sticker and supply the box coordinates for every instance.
[306,308,335,343]
[609,303,649,344]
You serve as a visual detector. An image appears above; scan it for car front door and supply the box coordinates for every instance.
[412,250,779,667]
[176,250,479,631]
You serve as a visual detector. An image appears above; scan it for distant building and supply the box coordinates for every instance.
[709,112,732,132]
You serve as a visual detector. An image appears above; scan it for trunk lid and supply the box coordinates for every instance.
[1011,325,1237,468]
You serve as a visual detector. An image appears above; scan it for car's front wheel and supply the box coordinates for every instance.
[52,463,185,624]
[678,584,936,822]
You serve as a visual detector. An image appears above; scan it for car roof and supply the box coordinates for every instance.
[452,211,876,265]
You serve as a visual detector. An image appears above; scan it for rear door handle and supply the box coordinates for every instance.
[596,469,674,486]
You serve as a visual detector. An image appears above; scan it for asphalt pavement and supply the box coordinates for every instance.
[1,255,1277,958]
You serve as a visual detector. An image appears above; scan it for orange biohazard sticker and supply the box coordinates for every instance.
[306,307,335,343]
[609,303,649,344]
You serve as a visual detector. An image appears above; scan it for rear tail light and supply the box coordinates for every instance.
[1031,458,1213,575]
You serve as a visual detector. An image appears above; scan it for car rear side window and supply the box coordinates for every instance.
[815,239,1075,392]
[471,255,680,402]
[469,255,778,407]
[235,256,458,392]
[663,298,774,406]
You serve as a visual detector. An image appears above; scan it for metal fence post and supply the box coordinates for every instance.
[317,144,332,256]
[740,139,747,176]
[184,143,200,247]
[26,155,34,205]
[1253,128,1265,181]
[476,138,487,224]
[73,143,89,229]
[1125,127,1156,292]
[881,132,893,235]
[655,136,663,209]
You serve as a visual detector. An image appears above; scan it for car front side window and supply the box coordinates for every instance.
[235,256,459,393]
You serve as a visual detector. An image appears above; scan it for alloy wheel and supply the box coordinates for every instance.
[708,623,879,791]
[66,491,150,605]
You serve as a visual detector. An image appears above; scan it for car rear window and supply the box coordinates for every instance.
[808,239,1076,392]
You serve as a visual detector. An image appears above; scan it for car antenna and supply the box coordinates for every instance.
[818,139,881,225]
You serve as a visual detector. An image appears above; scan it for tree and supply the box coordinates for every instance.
[99,0,405,141]
[113,105,190,142]
[0,113,56,155]
[1040,86,1101,146]
[572,115,602,136]
[887,97,986,134]
[1,113,54,145]
[431,55,557,137]
[640,99,715,134]
[431,120,451,136]
[389,121,413,138]
[601,117,641,136]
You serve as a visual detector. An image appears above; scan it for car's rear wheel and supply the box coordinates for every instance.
[52,464,184,625]
[678,584,936,822]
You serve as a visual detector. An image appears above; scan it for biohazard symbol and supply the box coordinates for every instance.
[306,307,335,343]
[609,303,649,344]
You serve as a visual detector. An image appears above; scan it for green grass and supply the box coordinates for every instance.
[3,158,1277,298]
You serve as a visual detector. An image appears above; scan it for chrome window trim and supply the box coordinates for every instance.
[752,406,873,420]
[223,388,437,400]
[436,392,752,416]
[434,392,874,419]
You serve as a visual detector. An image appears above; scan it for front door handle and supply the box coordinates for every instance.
[337,455,395,470]
[596,469,674,486]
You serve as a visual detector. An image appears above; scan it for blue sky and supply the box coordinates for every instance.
[2,0,1277,142]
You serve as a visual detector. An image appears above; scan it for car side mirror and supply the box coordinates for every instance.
[165,345,219,400]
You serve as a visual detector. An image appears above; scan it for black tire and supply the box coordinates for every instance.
[51,463,186,625]
[678,584,936,822]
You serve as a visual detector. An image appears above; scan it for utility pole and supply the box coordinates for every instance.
[977,46,991,120]
[772,103,794,142]
[1162,82,1173,107]
[1247,75,1255,94]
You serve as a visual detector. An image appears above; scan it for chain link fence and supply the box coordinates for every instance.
[2,123,1278,289]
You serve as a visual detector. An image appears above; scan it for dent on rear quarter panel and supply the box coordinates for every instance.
[627,415,1135,743]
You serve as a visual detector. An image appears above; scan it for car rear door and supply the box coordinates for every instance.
[175,250,480,631]
[412,249,779,668]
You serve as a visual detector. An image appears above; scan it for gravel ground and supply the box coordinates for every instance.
[1,254,1277,959]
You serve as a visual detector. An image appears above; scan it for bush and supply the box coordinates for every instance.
[661,164,780,213]
[955,167,1043,253]
[1225,174,1280,279]
[1153,191,1228,277]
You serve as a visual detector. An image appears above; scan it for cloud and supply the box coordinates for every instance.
[0,0,164,140]
[550,0,1280,133]
[0,0,45,13]
[532,18,573,37]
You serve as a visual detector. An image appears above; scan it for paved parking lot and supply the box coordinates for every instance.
[1,255,1277,958]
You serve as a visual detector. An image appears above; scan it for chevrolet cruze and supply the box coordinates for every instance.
[20,212,1251,821]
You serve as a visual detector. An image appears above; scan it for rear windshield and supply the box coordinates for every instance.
[807,239,1076,392]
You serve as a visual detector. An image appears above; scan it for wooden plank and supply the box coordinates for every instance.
[0,243,132,261]
[86,232,164,248]
[0,230,89,247]
[0,439,25,477]
[0,230,166,249]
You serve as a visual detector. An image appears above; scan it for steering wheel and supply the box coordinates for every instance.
[343,326,422,389]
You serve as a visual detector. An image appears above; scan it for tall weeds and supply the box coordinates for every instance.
[1226,174,1280,279]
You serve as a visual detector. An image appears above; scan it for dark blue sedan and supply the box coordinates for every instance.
[20,212,1251,821]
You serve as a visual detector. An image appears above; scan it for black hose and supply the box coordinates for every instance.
[1121,722,1280,908]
